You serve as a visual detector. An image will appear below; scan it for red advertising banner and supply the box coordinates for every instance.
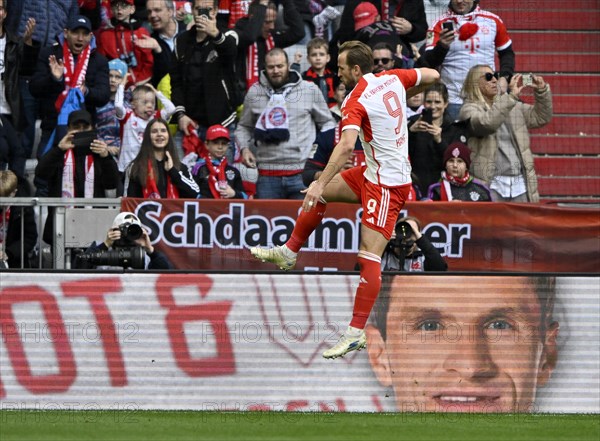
[121,199,600,272]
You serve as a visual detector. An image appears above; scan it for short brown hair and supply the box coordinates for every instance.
[339,40,373,75]
[307,37,329,55]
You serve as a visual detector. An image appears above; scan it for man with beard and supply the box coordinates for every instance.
[250,41,439,359]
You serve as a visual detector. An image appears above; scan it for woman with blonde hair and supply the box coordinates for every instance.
[459,64,552,202]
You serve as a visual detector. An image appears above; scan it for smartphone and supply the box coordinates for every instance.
[442,21,454,32]
[72,130,97,155]
[522,73,533,86]
[421,108,433,124]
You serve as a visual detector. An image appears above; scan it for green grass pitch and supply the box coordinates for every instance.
[0,411,598,441]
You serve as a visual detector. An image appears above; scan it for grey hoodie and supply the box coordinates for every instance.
[236,70,336,173]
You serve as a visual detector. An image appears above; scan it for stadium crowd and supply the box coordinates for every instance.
[0,0,553,268]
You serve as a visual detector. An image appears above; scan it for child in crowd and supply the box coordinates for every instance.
[406,91,424,119]
[428,142,492,202]
[191,125,247,199]
[115,83,176,173]
[96,59,130,160]
[97,0,153,87]
[292,38,337,108]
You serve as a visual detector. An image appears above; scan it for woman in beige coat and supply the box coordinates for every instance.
[459,65,553,202]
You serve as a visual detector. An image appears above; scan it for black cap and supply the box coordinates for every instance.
[66,15,92,32]
[68,110,92,127]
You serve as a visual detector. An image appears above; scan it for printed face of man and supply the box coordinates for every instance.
[265,52,289,89]
[366,276,558,413]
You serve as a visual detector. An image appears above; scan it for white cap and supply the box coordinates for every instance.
[112,212,142,228]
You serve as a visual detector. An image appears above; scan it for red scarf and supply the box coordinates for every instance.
[0,207,10,245]
[246,35,274,90]
[55,40,91,112]
[142,159,179,199]
[439,171,472,201]
[202,154,228,199]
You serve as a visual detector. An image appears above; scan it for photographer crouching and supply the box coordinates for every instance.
[75,212,172,270]
[381,216,448,272]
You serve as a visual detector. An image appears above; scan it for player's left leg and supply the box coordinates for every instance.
[251,169,360,270]
[323,180,410,359]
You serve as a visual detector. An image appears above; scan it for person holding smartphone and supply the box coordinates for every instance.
[407,82,468,197]
[35,110,119,245]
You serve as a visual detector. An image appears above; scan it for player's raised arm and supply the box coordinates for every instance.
[407,68,441,98]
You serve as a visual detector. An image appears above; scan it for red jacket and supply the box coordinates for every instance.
[97,19,153,86]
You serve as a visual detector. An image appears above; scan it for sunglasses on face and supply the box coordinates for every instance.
[483,72,500,81]
[374,58,392,65]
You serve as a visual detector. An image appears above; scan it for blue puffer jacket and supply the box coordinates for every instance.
[6,0,79,47]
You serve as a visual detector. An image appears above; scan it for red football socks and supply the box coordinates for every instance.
[286,200,326,253]
[350,251,382,329]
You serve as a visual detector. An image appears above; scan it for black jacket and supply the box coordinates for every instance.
[29,38,110,133]
[407,114,468,195]
[170,27,239,128]
[35,144,119,244]
[150,21,186,88]
[126,161,200,199]
[0,115,26,178]
[2,31,40,129]
[3,177,38,269]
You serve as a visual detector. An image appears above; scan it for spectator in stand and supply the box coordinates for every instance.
[371,42,396,73]
[459,65,552,203]
[380,216,447,272]
[98,0,154,87]
[170,0,239,157]
[191,124,248,199]
[352,0,427,68]
[234,0,304,91]
[237,47,335,199]
[125,117,200,198]
[290,37,338,109]
[0,4,40,159]
[418,0,515,120]
[0,170,37,269]
[294,0,341,41]
[115,83,176,173]
[407,82,468,196]
[6,0,78,162]
[29,15,110,159]
[35,110,119,245]
[406,90,423,118]
[96,59,129,161]
[427,141,492,202]
[144,0,187,87]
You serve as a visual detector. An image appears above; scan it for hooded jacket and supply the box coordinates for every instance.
[236,70,336,173]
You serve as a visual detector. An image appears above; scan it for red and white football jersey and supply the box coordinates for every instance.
[340,69,421,187]
[426,6,512,104]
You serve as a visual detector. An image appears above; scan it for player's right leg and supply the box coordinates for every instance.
[250,169,360,270]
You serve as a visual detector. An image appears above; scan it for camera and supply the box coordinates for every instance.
[77,246,146,269]
[522,73,533,87]
[196,7,211,17]
[114,222,143,247]
[119,51,137,69]
[386,221,416,259]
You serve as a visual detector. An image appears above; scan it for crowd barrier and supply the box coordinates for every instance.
[1,198,598,272]
[0,273,598,413]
